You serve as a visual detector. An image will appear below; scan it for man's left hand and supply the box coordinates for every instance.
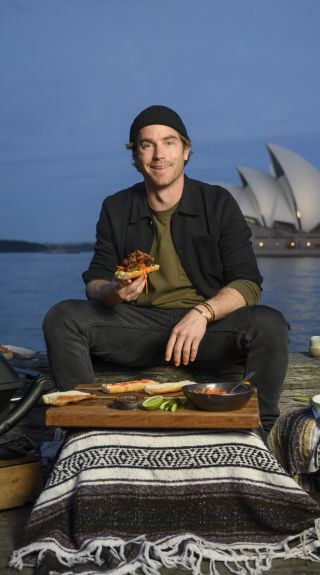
[165,309,207,366]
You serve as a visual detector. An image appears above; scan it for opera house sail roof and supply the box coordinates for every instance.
[237,166,297,230]
[266,143,320,233]
[209,143,320,236]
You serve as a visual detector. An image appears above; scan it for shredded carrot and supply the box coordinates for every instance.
[143,269,148,293]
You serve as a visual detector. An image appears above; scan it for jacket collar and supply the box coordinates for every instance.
[129,174,199,223]
[177,175,199,216]
[129,183,151,223]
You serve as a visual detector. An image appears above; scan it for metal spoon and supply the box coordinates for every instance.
[230,370,256,393]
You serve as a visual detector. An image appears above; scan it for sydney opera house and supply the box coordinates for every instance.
[210,143,320,255]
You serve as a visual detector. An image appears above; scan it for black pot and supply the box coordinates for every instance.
[0,354,23,417]
[0,354,53,437]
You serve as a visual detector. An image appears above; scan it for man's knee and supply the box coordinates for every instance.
[42,299,78,339]
[247,305,289,344]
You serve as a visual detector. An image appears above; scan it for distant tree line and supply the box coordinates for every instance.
[0,240,94,253]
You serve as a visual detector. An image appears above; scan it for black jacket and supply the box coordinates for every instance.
[82,175,262,298]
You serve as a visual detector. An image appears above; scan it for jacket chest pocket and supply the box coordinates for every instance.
[192,234,223,280]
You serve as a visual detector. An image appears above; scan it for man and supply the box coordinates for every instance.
[43,105,288,432]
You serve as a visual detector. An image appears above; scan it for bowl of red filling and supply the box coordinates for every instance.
[183,382,254,412]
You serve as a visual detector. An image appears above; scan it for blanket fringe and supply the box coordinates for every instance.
[9,522,320,575]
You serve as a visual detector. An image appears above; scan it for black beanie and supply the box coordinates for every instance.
[129,105,190,143]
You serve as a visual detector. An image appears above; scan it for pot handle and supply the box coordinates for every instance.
[0,373,54,437]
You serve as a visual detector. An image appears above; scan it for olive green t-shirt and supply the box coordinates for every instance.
[136,202,260,308]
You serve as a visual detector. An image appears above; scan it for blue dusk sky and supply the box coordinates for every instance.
[1,0,320,243]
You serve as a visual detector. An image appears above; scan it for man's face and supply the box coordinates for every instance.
[135,124,190,190]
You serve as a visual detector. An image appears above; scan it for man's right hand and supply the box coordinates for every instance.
[111,274,146,303]
[86,275,146,306]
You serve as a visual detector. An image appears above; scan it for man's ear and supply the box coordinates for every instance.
[183,144,191,162]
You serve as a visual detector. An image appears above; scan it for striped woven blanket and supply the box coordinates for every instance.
[10,429,320,575]
[267,407,320,491]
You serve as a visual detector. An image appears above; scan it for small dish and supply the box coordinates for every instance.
[309,336,320,358]
[111,396,143,410]
[183,382,254,412]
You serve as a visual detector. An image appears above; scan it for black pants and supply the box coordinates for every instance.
[42,301,289,432]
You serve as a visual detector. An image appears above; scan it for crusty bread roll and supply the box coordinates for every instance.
[42,390,96,406]
[114,265,159,281]
[101,379,157,394]
[144,380,195,395]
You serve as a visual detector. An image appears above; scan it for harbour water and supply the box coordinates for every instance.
[0,253,319,352]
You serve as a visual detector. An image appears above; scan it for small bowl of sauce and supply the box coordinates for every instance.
[111,395,143,410]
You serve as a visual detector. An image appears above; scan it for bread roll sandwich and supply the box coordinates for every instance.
[114,250,159,281]
[42,390,96,406]
[101,379,157,394]
[0,345,14,360]
[101,380,196,396]
[144,380,195,395]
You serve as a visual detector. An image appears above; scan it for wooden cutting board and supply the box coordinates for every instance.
[45,390,260,429]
